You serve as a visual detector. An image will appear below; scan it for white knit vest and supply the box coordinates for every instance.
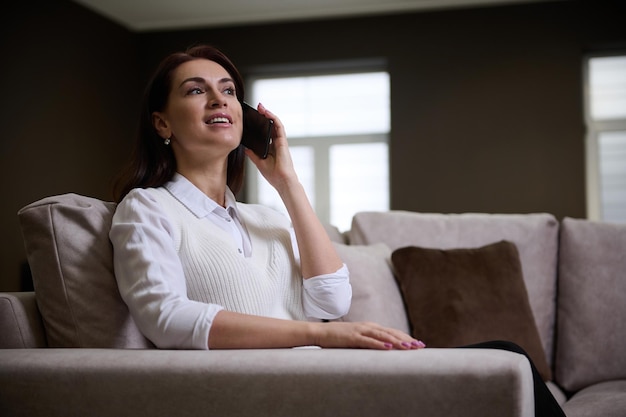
[146,187,307,321]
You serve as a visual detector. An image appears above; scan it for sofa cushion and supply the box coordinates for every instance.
[391,240,551,381]
[556,217,626,392]
[562,380,626,417]
[333,243,410,333]
[18,193,152,348]
[0,348,535,417]
[349,211,558,369]
[324,223,348,244]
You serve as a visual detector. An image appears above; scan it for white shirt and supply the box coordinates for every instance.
[110,173,351,349]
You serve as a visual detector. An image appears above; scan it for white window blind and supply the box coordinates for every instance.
[589,56,626,120]
[329,142,389,231]
[586,55,626,223]
[598,131,626,222]
[251,72,390,137]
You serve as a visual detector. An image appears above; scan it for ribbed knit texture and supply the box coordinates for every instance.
[147,188,306,321]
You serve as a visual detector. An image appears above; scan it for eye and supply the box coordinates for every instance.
[187,87,204,95]
[224,87,235,95]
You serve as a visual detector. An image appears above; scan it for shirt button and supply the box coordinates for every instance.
[225,218,232,222]
[238,248,243,254]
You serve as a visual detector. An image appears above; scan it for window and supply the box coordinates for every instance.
[585,55,626,223]
[245,67,390,231]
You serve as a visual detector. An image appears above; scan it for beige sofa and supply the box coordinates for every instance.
[1,193,625,417]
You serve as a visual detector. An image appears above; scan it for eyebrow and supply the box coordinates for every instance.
[179,77,235,87]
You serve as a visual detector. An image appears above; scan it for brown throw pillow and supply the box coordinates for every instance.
[391,240,551,381]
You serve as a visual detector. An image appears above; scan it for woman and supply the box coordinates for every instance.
[110,44,565,416]
[110,44,424,351]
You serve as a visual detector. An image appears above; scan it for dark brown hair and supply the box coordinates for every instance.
[113,44,246,202]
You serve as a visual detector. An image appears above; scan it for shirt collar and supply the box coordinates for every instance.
[163,173,238,219]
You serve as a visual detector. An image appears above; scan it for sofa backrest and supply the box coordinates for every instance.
[349,211,559,369]
[556,217,626,392]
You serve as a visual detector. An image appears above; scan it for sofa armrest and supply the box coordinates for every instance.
[0,292,46,348]
[0,348,533,417]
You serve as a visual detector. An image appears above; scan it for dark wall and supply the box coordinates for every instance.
[1,0,625,290]
[137,0,625,215]
[0,0,138,290]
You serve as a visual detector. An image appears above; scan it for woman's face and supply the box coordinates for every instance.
[153,58,243,160]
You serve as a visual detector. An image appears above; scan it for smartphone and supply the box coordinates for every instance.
[241,102,273,159]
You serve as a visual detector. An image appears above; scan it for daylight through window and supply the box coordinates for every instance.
[246,71,390,231]
[586,55,626,223]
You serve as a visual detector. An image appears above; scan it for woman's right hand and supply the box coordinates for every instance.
[311,321,426,350]
[245,103,297,194]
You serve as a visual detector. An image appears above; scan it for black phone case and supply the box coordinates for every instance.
[241,102,273,159]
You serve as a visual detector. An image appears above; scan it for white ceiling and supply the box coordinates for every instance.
[71,0,552,32]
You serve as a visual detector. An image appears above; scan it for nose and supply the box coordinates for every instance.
[207,92,227,108]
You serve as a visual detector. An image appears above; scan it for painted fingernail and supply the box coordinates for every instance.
[402,342,411,348]
[384,343,393,349]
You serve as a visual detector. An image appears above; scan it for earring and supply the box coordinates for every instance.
[164,137,171,145]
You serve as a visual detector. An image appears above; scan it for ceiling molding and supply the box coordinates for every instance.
[71,0,555,32]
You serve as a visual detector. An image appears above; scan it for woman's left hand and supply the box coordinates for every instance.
[244,103,299,194]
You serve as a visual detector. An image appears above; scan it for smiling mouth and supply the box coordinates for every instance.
[206,116,231,125]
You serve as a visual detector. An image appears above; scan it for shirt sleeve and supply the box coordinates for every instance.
[302,263,352,320]
[109,189,223,350]
[286,225,352,320]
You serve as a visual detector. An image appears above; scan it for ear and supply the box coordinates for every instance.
[152,111,171,139]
